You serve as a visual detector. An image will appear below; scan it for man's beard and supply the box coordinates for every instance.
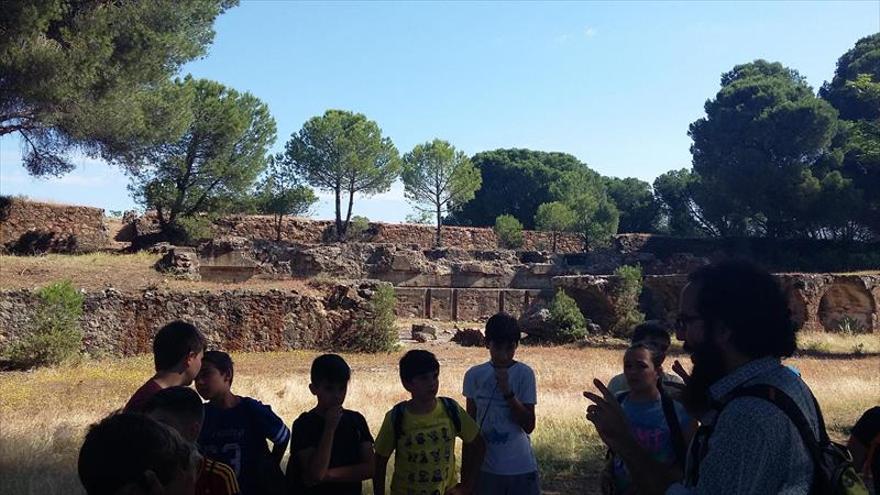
[681,338,727,417]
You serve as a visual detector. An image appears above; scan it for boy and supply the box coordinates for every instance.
[463,312,539,495]
[78,412,199,495]
[373,350,485,495]
[195,351,290,495]
[144,387,241,495]
[606,320,683,397]
[125,320,206,413]
[286,354,375,495]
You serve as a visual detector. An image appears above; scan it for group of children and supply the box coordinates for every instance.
[78,313,544,495]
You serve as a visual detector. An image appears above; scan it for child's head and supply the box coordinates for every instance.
[195,351,233,401]
[623,342,665,393]
[631,320,672,354]
[144,386,205,443]
[309,354,351,409]
[485,312,520,366]
[399,350,440,400]
[78,412,199,495]
[153,321,206,385]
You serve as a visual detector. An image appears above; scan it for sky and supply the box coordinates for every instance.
[1,1,878,221]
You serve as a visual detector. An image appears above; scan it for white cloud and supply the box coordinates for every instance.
[584,26,597,38]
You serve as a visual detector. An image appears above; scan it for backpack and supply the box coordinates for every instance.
[690,384,867,495]
[391,397,462,445]
[601,384,687,495]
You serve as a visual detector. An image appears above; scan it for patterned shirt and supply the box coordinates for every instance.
[197,457,241,495]
[667,357,817,495]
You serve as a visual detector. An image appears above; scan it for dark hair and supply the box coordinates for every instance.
[399,349,439,382]
[153,321,206,372]
[626,341,666,368]
[631,320,671,351]
[143,386,204,424]
[202,350,234,384]
[78,413,197,495]
[688,259,797,359]
[311,354,351,385]
[485,312,520,344]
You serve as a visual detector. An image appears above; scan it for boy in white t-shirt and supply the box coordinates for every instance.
[463,312,539,495]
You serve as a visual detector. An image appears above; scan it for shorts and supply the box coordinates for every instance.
[476,470,541,495]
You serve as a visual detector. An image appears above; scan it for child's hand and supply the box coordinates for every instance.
[326,405,343,430]
[672,360,691,384]
[445,483,469,495]
[494,367,511,395]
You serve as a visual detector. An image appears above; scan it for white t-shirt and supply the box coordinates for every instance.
[462,361,538,475]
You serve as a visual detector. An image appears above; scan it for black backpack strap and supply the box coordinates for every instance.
[391,401,407,445]
[725,385,821,455]
[659,384,688,466]
[439,397,462,435]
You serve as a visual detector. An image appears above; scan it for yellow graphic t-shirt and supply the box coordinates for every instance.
[375,399,479,495]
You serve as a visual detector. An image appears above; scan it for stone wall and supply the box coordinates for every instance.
[0,282,386,356]
[559,273,880,334]
[0,198,108,253]
[393,287,550,321]
[128,213,585,252]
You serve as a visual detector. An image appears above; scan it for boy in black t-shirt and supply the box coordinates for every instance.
[286,354,375,495]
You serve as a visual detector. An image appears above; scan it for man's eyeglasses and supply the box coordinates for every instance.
[675,314,702,332]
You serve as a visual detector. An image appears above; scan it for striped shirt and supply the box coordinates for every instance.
[197,457,241,495]
[668,357,817,495]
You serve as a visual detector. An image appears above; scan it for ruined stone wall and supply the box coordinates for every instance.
[0,283,384,356]
[207,215,585,252]
[393,287,550,321]
[0,198,108,253]
[550,273,880,334]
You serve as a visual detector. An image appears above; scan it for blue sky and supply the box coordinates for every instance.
[1,1,877,221]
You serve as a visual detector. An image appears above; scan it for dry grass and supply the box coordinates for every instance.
[1,343,877,495]
[0,253,316,294]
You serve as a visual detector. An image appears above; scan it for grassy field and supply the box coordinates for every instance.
[1,341,877,495]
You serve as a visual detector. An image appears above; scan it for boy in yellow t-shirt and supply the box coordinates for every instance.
[374,350,485,495]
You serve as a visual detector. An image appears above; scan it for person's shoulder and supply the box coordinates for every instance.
[512,361,536,376]
[292,410,320,428]
[465,361,493,377]
[719,394,800,439]
[342,408,367,421]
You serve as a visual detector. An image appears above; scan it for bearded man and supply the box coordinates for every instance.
[585,260,818,495]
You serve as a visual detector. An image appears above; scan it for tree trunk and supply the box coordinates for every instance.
[435,204,442,247]
[334,186,344,242]
[343,188,356,242]
[275,214,283,242]
[552,231,558,253]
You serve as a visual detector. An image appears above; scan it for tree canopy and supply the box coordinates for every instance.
[254,155,318,241]
[534,201,576,252]
[603,177,660,233]
[448,149,588,229]
[284,110,400,241]
[0,0,237,176]
[688,59,841,238]
[126,77,275,236]
[401,139,481,246]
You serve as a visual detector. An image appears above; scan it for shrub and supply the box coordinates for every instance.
[494,214,524,249]
[347,283,398,352]
[347,216,372,241]
[548,289,587,343]
[8,281,84,368]
[174,215,216,245]
[611,264,645,337]
[836,316,866,335]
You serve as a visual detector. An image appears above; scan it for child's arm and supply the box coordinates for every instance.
[324,440,375,482]
[372,454,389,495]
[271,435,288,466]
[301,406,342,485]
[495,367,536,433]
[458,434,485,494]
